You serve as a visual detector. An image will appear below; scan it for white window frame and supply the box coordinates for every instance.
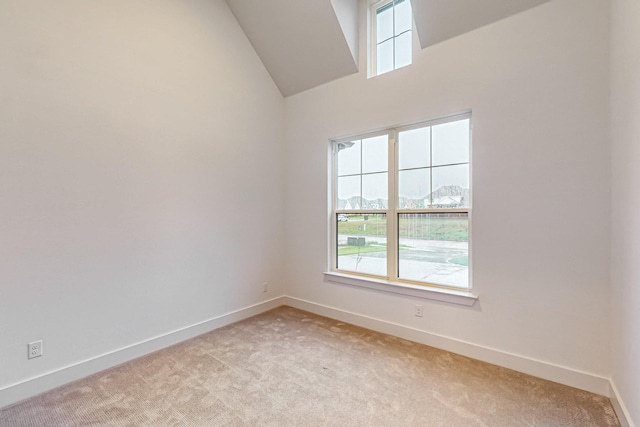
[326,112,477,306]
[369,0,413,77]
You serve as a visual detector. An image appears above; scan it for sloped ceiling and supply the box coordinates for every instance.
[226,0,552,97]
[411,0,551,49]
[226,0,359,97]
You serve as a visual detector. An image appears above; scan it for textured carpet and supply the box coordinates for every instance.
[0,306,620,426]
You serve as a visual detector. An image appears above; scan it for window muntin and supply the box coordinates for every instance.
[372,0,413,76]
[332,114,471,290]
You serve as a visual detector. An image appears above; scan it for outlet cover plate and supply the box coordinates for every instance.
[28,340,43,359]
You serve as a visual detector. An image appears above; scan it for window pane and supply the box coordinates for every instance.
[398,168,430,209]
[337,175,360,210]
[398,213,469,288]
[337,213,387,276]
[399,126,430,170]
[431,164,469,208]
[362,172,388,209]
[394,31,412,69]
[376,4,393,43]
[432,119,470,166]
[377,39,394,75]
[394,0,412,35]
[362,135,388,173]
[337,140,361,176]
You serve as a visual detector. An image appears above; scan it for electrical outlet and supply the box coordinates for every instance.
[263,282,268,293]
[414,305,423,318]
[28,340,43,359]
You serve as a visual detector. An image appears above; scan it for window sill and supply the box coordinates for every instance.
[323,271,478,307]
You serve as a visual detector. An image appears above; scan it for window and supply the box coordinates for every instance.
[371,0,412,76]
[331,113,471,290]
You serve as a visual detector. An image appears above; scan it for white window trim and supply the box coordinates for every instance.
[323,271,477,306]
[368,0,382,77]
[327,112,477,306]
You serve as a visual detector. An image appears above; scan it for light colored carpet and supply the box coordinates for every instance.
[0,306,620,426]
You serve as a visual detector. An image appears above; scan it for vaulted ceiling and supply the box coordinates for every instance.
[411,0,551,49]
[225,0,359,97]
[225,0,551,97]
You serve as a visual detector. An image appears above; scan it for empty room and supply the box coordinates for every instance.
[1,0,638,425]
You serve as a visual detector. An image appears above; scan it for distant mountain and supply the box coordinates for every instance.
[429,185,469,208]
[397,185,469,209]
[338,196,387,210]
[338,185,469,210]
[430,185,468,198]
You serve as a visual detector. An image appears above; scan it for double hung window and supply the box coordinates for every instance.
[332,113,471,290]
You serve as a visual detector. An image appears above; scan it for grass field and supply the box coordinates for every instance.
[338,242,386,256]
[337,214,468,242]
[337,242,417,256]
[448,255,469,266]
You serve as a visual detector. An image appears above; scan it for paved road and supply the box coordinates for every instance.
[337,234,469,288]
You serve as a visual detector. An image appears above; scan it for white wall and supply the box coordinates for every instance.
[611,0,640,424]
[284,0,611,386]
[0,0,284,397]
[0,0,625,415]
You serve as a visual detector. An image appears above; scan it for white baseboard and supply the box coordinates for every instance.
[610,380,635,427]
[0,297,285,410]
[3,295,631,427]
[282,296,611,397]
